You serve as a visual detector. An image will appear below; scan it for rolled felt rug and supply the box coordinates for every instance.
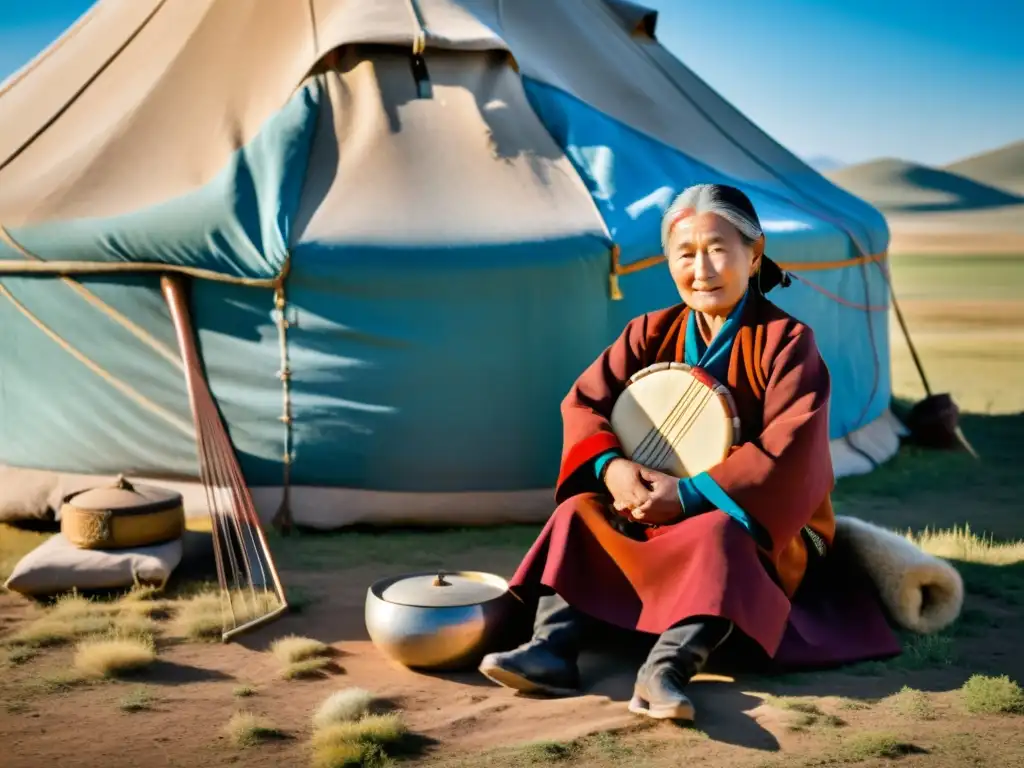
[834,516,964,635]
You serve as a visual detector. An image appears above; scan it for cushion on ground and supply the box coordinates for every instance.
[0,466,101,524]
[3,533,182,596]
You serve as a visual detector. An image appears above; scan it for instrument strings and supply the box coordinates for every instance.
[161,275,289,642]
[632,376,715,471]
[632,377,700,464]
[643,388,714,470]
[648,382,715,468]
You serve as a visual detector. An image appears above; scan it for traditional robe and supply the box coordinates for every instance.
[509,290,901,670]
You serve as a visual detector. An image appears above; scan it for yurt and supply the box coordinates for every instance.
[0,0,900,530]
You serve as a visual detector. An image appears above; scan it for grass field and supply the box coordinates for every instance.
[888,253,1024,417]
[888,253,1024,301]
[1,252,1023,768]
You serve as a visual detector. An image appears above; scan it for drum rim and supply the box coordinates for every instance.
[623,362,741,434]
[611,363,742,475]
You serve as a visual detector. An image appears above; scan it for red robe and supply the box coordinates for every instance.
[509,293,900,669]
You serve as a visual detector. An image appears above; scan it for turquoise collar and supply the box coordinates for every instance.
[683,289,749,383]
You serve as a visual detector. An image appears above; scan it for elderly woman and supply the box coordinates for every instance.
[478,183,896,721]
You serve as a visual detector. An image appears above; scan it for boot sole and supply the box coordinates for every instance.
[628,694,695,721]
[478,662,579,698]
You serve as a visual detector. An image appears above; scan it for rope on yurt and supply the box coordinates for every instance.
[0,280,193,435]
[853,250,883,429]
[787,272,888,312]
[0,224,281,287]
[0,256,279,285]
[0,226,183,369]
[161,274,289,642]
[306,0,320,58]
[271,275,295,535]
[608,249,891,299]
[0,2,101,99]
[406,0,432,98]
[0,0,169,175]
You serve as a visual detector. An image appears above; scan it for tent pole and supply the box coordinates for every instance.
[878,260,979,458]
[881,263,932,397]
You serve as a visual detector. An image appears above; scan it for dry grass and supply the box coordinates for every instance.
[119,687,156,712]
[2,646,38,666]
[269,634,331,664]
[234,684,257,698]
[117,585,172,619]
[34,668,93,693]
[173,592,223,641]
[834,698,873,711]
[764,697,845,731]
[312,714,407,748]
[832,731,926,762]
[311,713,408,768]
[282,657,333,680]
[3,592,158,649]
[311,716,407,765]
[226,712,287,748]
[311,739,386,768]
[886,686,937,720]
[313,688,376,729]
[912,525,1024,566]
[120,583,165,603]
[73,635,156,678]
[174,590,282,642]
[270,633,335,681]
[960,675,1024,714]
[6,594,116,648]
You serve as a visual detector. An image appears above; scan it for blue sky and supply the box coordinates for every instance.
[1,0,1021,167]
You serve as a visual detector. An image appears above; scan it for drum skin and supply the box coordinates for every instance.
[610,363,739,478]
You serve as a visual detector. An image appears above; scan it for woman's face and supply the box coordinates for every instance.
[666,212,762,318]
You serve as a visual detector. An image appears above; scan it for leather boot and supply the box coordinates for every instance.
[478,593,590,696]
[629,617,734,721]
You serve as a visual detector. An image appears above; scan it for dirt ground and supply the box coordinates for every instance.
[3,523,1024,768]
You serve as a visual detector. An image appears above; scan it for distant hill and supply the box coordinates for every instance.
[944,140,1024,195]
[825,157,1022,213]
[803,155,846,173]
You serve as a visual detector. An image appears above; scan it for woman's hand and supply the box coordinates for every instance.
[629,467,684,526]
[603,458,651,514]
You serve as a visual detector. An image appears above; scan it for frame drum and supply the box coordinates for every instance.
[610,362,740,478]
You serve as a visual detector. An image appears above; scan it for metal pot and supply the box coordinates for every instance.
[365,570,516,671]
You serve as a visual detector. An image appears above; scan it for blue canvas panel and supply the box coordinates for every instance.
[0,274,198,475]
[522,77,888,268]
[0,275,292,485]
[284,236,613,491]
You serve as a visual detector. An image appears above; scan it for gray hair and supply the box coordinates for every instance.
[660,183,763,252]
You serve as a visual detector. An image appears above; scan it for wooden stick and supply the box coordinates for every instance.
[222,603,290,643]
[160,274,290,638]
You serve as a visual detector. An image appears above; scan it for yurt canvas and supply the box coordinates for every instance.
[0,0,900,530]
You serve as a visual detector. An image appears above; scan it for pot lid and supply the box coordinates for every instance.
[66,475,182,512]
[379,571,508,608]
